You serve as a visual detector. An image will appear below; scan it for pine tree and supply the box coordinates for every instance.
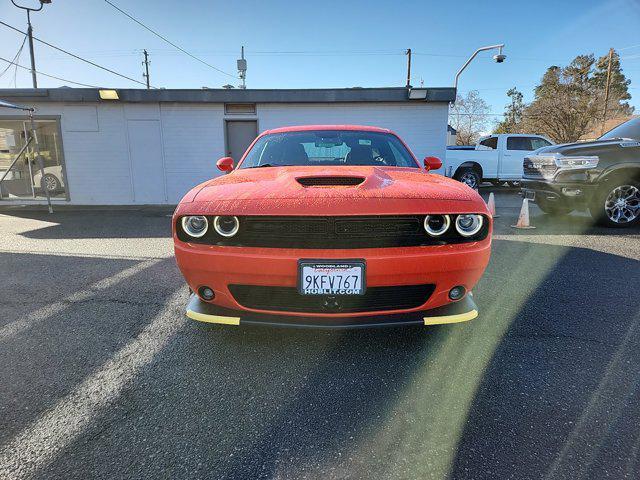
[494,88,525,133]
[591,50,633,118]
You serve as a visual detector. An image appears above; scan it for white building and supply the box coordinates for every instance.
[0,87,454,205]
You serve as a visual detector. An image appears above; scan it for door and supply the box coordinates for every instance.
[127,120,166,204]
[226,120,257,163]
[500,136,552,180]
[476,136,499,178]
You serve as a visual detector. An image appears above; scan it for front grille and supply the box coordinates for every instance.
[228,284,435,313]
[297,176,365,187]
[176,215,490,248]
[523,157,558,178]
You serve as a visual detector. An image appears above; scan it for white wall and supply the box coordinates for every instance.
[258,102,448,165]
[0,101,448,205]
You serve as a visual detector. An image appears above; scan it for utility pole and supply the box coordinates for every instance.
[11,1,52,88]
[237,46,247,89]
[601,47,614,136]
[405,48,412,88]
[142,49,151,89]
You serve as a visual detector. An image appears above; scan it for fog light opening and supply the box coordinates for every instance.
[199,286,215,301]
[449,286,466,301]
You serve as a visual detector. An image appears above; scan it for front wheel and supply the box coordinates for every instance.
[454,168,481,190]
[589,180,640,227]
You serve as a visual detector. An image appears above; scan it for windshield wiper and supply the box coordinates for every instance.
[248,163,293,168]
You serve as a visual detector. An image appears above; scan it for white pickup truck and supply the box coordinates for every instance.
[442,133,554,189]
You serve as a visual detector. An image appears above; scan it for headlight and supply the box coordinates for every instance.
[181,216,208,238]
[455,214,483,237]
[554,155,599,170]
[424,214,450,236]
[213,216,240,237]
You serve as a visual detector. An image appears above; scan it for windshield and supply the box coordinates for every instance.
[599,117,640,141]
[239,130,419,168]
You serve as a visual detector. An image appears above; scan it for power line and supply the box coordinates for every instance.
[0,34,27,80]
[0,20,152,88]
[102,0,236,78]
[0,56,100,88]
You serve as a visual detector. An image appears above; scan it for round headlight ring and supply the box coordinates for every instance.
[213,215,240,237]
[181,215,208,238]
[455,214,484,237]
[424,214,451,236]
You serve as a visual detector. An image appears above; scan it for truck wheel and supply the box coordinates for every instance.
[590,180,640,227]
[536,198,573,216]
[454,168,481,189]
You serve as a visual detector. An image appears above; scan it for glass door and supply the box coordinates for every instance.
[0,119,67,200]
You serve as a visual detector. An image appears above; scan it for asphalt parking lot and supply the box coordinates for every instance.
[1,188,639,480]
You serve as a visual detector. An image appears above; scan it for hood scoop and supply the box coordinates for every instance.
[296,176,365,187]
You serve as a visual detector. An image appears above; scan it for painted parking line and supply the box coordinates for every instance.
[0,258,161,341]
[0,290,185,480]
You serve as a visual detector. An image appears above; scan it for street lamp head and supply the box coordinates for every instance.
[40,0,52,4]
[493,53,507,63]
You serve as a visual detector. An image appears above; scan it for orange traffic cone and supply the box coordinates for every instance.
[487,192,499,218]
[511,198,535,229]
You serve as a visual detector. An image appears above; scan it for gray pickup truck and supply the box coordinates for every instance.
[521,117,640,227]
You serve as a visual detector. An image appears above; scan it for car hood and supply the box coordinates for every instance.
[178,166,487,216]
[534,138,627,155]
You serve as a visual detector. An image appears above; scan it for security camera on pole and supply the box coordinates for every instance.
[454,43,506,92]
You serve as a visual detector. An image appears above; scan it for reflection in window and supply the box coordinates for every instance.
[0,119,67,200]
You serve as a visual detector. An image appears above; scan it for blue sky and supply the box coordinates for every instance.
[1,0,639,122]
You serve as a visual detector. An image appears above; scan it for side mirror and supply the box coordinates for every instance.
[424,156,442,171]
[216,157,234,172]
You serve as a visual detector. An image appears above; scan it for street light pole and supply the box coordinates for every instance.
[454,44,506,92]
[11,0,52,89]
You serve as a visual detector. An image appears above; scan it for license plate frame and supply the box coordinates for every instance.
[298,259,366,295]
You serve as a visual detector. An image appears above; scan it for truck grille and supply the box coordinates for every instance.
[228,284,435,313]
[177,215,489,248]
[523,156,558,178]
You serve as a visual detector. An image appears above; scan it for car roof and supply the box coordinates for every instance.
[264,125,393,134]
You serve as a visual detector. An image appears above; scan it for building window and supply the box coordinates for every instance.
[0,119,67,200]
[224,103,256,115]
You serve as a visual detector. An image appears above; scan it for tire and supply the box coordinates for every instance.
[454,167,481,189]
[590,179,640,228]
[536,198,573,216]
[40,173,61,194]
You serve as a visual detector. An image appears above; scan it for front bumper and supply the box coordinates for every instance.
[186,291,478,328]
[174,240,491,318]
[521,178,596,207]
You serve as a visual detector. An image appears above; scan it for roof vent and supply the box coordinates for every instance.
[297,176,365,187]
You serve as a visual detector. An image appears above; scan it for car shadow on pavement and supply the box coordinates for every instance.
[493,209,640,236]
[2,209,174,239]
[26,239,640,480]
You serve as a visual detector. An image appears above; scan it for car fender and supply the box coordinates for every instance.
[596,162,640,185]
[453,161,484,180]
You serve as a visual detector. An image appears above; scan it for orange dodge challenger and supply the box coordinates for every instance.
[173,125,492,328]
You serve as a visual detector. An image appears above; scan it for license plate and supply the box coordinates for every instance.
[298,260,366,295]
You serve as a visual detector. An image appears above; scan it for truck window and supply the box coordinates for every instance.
[507,137,531,150]
[530,137,552,150]
[479,137,498,149]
